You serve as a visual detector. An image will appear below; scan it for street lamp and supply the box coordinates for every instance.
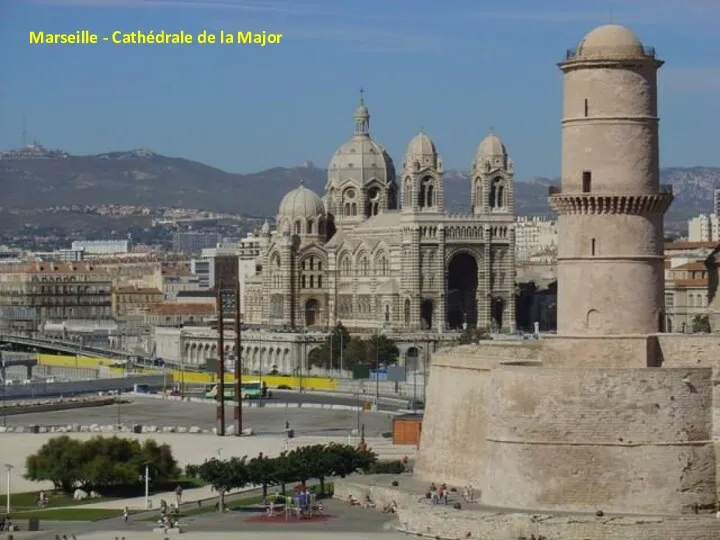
[4,463,14,515]
[144,462,151,510]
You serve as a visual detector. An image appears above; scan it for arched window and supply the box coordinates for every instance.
[294,221,301,234]
[340,256,351,277]
[489,178,505,210]
[307,219,314,234]
[359,255,369,275]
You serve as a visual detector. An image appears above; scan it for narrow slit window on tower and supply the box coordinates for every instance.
[591,238,596,256]
[582,171,592,193]
[584,99,588,117]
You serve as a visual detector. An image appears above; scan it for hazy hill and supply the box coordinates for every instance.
[0,149,717,227]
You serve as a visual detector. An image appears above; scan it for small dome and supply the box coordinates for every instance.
[277,185,325,220]
[406,132,437,157]
[576,24,643,57]
[261,219,270,234]
[476,133,506,158]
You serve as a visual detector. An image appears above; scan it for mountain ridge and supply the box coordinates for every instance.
[0,147,717,229]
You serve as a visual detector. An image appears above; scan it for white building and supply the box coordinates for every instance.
[687,214,720,242]
[515,216,557,259]
[190,229,270,313]
[71,239,130,255]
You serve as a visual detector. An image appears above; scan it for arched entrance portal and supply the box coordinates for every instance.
[447,252,478,330]
[491,297,505,331]
[421,299,433,330]
[305,299,319,326]
[307,347,322,368]
[406,346,419,372]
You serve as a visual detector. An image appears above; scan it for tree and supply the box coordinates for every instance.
[458,326,490,344]
[323,443,377,482]
[692,314,711,333]
[247,452,275,500]
[312,323,351,369]
[371,334,399,367]
[24,436,181,494]
[25,436,84,493]
[197,456,250,512]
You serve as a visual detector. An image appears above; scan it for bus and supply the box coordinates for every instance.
[205,381,264,400]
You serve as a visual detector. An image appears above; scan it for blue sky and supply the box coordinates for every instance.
[1,0,719,179]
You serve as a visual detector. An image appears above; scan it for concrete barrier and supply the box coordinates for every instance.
[2,375,165,400]
[0,397,121,416]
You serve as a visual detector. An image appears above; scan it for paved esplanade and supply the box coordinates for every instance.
[10,499,401,540]
[1,396,397,436]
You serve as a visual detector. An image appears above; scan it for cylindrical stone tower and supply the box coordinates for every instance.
[551,24,673,335]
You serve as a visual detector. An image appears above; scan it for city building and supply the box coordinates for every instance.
[71,239,130,255]
[190,230,269,313]
[172,231,221,255]
[0,262,113,333]
[31,249,84,262]
[714,188,720,217]
[514,216,557,259]
[244,99,517,333]
[161,265,201,300]
[144,303,216,327]
[687,213,720,242]
[111,285,163,317]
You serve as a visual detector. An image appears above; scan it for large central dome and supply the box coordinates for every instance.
[326,96,396,191]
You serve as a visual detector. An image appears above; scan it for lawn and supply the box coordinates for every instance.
[141,483,335,521]
[0,477,205,513]
[10,508,138,521]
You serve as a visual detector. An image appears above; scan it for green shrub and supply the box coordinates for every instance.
[365,460,406,474]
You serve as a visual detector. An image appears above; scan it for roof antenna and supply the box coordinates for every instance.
[22,116,27,147]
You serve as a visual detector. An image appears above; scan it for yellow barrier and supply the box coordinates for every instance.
[37,353,114,369]
[170,371,337,390]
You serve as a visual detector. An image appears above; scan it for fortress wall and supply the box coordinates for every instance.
[656,334,720,367]
[415,342,540,487]
[540,335,650,367]
[483,365,716,514]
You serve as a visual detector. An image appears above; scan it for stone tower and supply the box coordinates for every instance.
[551,24,672,335]
[401,131,444,214]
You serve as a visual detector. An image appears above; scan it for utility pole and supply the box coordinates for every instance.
[375,333,380,410]
[233,286,242,436]
[216,287,226,436]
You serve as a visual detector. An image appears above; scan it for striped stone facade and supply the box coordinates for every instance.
[244,101,516,334]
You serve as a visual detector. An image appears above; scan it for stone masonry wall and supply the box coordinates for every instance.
[483,365,716,514]
[414,341,540,487]
[335,477,720,540]
[540,334,650,367]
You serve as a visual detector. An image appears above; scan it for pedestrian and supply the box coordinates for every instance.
[175,484,183,506]
[123,506,129,523]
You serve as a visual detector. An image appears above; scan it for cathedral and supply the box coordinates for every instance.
[243,95,516,333]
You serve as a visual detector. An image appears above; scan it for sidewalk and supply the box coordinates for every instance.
[67,485,219,510]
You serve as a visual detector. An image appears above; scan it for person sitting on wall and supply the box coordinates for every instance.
[363,494,375,509]
[347,495,360,506]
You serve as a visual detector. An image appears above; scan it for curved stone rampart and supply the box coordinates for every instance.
[483,365,716,514]
[414,342,541,487]
[335,476,720,540]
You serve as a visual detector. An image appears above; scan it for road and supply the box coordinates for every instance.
[1,397,398,437]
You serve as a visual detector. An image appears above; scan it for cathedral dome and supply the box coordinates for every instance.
[576,24,643,57]
[476,132,507,159]
[327,96,396,188]
[277,185,325,219]
[406,132,437,158]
